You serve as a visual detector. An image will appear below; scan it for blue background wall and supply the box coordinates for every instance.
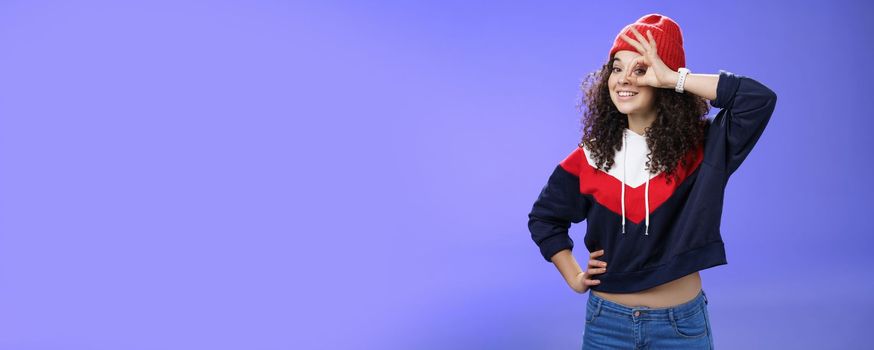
[0,1,871,349]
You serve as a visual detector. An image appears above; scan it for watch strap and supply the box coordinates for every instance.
[675,67,690,93]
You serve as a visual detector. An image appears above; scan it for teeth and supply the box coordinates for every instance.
[618,91,638,97]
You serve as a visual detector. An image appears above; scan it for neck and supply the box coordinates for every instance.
[627,109,657,136]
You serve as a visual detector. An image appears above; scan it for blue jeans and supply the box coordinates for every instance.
[582,288,714,349]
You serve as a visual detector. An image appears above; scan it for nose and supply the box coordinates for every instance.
[617,72,637,86]
[618,71,632,85]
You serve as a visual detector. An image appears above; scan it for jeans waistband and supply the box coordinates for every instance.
[587,288,708,321]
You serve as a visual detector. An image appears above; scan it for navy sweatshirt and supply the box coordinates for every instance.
[527,70,777,293]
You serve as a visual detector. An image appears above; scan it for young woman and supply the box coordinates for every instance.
[527,14,777,349]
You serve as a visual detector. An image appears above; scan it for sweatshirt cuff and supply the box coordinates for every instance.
[539,234,574,262]
[709,70,742,109]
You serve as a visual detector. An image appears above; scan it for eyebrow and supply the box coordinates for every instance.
[611,57,638,66]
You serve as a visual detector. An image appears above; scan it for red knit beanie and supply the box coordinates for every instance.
[608,13,685,71]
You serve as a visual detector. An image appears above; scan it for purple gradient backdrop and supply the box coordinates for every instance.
[0,0,871,349]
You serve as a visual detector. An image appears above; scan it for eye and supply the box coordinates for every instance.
[611,67,621,73]
[634,67,646,75]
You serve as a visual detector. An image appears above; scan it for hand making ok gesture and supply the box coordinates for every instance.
[619,26,679,90]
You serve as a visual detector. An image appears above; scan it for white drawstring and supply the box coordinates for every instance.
[621,129,651,236]
[645,165,650,235]
[621,131,627,234]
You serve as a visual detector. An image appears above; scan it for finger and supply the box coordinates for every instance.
[646,29,657,53]
[629,27,651,52]
[589,259,607,268]
[629,56,650,80]
[590,249,605,258]
[584,279,601,286]
[627,56,644,79]
[587,267,607,275]
[619,31,646,55]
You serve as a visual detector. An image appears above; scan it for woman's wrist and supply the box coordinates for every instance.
[552,249,582,282]
[569,270,584,283]
[664,70,681,89]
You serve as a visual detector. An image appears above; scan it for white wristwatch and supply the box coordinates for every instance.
[675,67,690,93]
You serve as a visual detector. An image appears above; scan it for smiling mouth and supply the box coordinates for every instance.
[617,91,638,100]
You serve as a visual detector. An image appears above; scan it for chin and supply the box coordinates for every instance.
[613,104,635,115]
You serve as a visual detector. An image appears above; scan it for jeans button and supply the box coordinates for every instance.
[633,311,640,317]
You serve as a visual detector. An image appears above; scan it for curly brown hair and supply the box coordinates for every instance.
[575,57,711,185]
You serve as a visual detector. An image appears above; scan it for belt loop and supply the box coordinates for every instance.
[668,308,675,322]
[702,290,709,305]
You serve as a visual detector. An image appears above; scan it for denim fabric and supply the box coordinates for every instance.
[582,289,714,349]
